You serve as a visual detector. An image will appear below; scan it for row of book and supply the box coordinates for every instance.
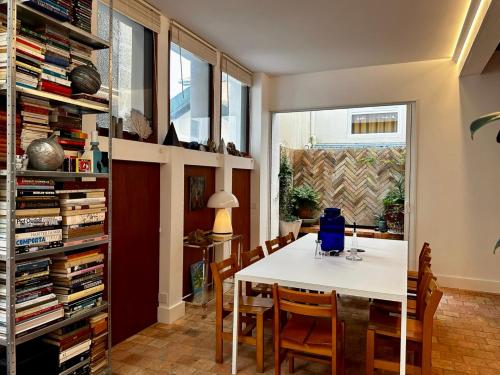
[0,257,65,339]
[23,0,94,34]
[19,94,53,152]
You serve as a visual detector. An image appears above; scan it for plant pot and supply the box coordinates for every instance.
[279,219,302,239]
[297,207,317,219]
[385,204,404,233]
[378,220,388,233]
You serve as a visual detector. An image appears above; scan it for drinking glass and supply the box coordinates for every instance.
[346,232,362,261]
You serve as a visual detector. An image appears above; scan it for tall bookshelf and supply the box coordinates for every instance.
[1,0,113,374]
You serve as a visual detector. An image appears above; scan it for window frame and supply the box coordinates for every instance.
[167,35,214,146]
[219,71,250,154]
[96,4,157,143]
[346,105,406,142]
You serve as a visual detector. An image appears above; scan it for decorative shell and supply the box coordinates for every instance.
[127,109,152,141]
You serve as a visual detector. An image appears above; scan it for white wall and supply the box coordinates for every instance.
[269,56,500,293]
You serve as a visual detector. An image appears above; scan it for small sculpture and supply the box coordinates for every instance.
[69,62,101,94]
[187,229,213,246]
[187,141,200,150]
[218,138,227,154]
[207,139,217,153]
[226,142,241,156]
[163,122,181,146]
[26,134,65,171]
[127,109,152,141]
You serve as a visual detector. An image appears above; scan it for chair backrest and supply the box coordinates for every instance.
[273,284,337,319]
[265,237,282,255]
[416,265,432,320]
[421,278,443,373]
[418,242,430,264]
[210,255,238,309]
[417,246,432,281]
[279,232,296,247]
[241,246,265,268]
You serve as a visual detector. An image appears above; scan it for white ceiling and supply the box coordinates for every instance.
[148,0,470,75]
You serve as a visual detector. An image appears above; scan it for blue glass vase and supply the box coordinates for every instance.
[319,208,345,252]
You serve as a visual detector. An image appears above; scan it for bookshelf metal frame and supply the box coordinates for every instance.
[2,0,114,373]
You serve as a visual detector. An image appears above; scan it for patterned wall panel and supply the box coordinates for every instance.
[289,147,406,226]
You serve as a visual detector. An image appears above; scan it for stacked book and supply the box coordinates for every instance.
[69,38,92,71]
[0,257,64,339]
[72,0,93,33]
[23,0,72,22]
[57,128,87,156]
[50,105,83,132]
[0,108,23,163]
[38,24,72,97]
[0,15,46,90]
[44,320,92,374]
[57,189,106,242]
[50,248,105,319]
[89,312,108,374]
[19,94,53,151]
[0,178,63,256]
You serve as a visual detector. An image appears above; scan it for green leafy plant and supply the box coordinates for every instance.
[470,112,500,142]
[278,150,297,222]
[291,185,320,218]
[470,113,500,253]
[383,176,405,233]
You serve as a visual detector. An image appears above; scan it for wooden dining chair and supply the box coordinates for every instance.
[366,276,443,374]
[241,246,272,298]
[272,284,345,375]
[408,245,432,294]
[210,254,273,373]
[266,237,282,255]
[407,242,430,280]
[371,265,433,317]
[279,232,296,247]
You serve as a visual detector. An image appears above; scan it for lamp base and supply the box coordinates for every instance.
[211,232,233,241]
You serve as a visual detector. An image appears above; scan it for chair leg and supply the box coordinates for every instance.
[340,321,345,375]
[215,320,223,363]
[366,328,375,375]
[288,352,295,373]
[274,347,281,375]
[256,313,264,373]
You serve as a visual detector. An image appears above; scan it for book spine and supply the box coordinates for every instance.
[62,213,106,225]
[16,216,63,228]
[15,232,63,247]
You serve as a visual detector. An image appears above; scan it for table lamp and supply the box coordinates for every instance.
[207,190,239,240]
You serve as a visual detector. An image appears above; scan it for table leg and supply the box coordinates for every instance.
[400,298,407,374]
[202,247,208,309]
[231,277,240,374]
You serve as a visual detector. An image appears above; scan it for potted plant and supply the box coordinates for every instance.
[291,185,320,219]
[279,150,302,238]
[383,176,405,233]
[470,112,499,253]
[375,212,388,233]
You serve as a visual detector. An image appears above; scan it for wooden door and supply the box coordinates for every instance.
[232,169,251,253]
[111,160,160,345]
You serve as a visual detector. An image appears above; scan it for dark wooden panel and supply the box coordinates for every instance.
[232,169,251,254]
[110,160,160,345]
[183,165,215,297]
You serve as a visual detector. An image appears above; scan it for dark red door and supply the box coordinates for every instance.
[111,160,160,345]
[232,169,251,253]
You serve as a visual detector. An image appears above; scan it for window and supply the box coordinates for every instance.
[351,112,398,134]
[96,3,154,139]
[221,72,249,153]
[169,43,212,145]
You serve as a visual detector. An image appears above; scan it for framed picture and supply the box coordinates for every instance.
[190,260,204,295]
[189,176,205,211]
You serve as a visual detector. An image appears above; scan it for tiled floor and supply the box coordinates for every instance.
[111,288,500,375]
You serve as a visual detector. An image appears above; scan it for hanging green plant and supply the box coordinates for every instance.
[470,112,500,142]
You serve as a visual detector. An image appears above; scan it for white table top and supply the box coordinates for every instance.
[236,233,408,302]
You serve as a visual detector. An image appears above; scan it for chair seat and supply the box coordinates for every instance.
[371,298,417,315]
[252,283,272,296]
[224,296,273,315]
[281,315,335,357]
[407,270,418,280]
[408,279,417,293]
[368,308,422,342]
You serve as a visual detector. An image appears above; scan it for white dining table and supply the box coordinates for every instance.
[231,233,408,374]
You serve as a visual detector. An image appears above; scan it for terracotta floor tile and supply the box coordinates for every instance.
[111,288,500,375]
